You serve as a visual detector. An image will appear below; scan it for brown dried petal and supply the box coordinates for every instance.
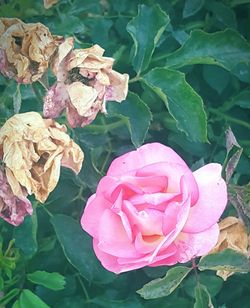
[209,216,249,280]
[0,18,60,83]
[0,112,84,203]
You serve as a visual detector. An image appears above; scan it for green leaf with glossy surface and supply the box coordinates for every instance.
[127,5,170,73]
[194,284,214,308]
[18,289,49,308]
[198,249,250,272]
[137,266,192,299]
[107,91,152,148]
[27,271,66,291]
[144,68,207,142]
[51,214,115,284]
[165,29,250,82]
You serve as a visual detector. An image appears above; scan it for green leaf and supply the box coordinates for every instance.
[198,249,250,272]
[51,214,116,284]
[137,266,192,299]
[0,288,20,306]
[107,92,152,148]
[127,4,170,73]
[143,67,208,142]
[206,1,237,29]
[183,0,205,18]
[194,284,214,308]
[27,271,66,291]
[203,66,230,94]
[18,289,49,308]
[14,210,38,259]
[165,29,250,82]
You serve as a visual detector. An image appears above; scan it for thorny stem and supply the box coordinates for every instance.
[84,119,126,133]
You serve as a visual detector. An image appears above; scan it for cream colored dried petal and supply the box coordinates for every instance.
[0,112,84,203]
[44,0,59,9]
[67,82,98,116]
[51,37,74,75]
[0,19,60,83]
[0,18,22,35]
[209,216,249,280]
[105,70,129,102]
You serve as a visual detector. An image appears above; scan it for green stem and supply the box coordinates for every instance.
[84,119,126,133]
[210,108,250,130]
[42,205,53,218]
[76,274,90,302]
[129,76,142,83]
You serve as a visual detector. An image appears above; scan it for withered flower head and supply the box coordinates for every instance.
[209,216,250,280]
[0,167,32,226]
[0,112,84,203]
[43,38,129,127]
[0,18,62,83]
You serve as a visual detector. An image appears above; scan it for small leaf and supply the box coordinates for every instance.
[0,288,20,306]
[137,266,191,299]
[18,289,49,308]
[51,214,115,284]
[143,67,208,142]
[165,29,250,82]
[107,92,152,148]
[127,4,170,73]
[206,1,237,29]
[13,84,22,114]
[14,210,38,259]
[27,270,66,291]
[194,284,214,308]
[183,0,205,18]
[198,249,250,273]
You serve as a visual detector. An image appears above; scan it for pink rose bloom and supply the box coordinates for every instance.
[0,168,32,226]
[81,143,227,274]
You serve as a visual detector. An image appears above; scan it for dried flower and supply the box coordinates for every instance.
[43,38,129,127]
[0,167,32,226]
[0,112,84,203]
[0,18,62,83]
[44,0,59,9]
[209,216,250,280]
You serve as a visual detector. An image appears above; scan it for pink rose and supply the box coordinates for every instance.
[81,143,227,274]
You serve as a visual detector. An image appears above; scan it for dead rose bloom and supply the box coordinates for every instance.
[0,167,32,226]
[209,216,250,280]
[43,38,129,127]
[0,18,62,83]
[0,112,84,203]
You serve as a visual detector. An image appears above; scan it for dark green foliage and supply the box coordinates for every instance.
[0,0,250,307]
